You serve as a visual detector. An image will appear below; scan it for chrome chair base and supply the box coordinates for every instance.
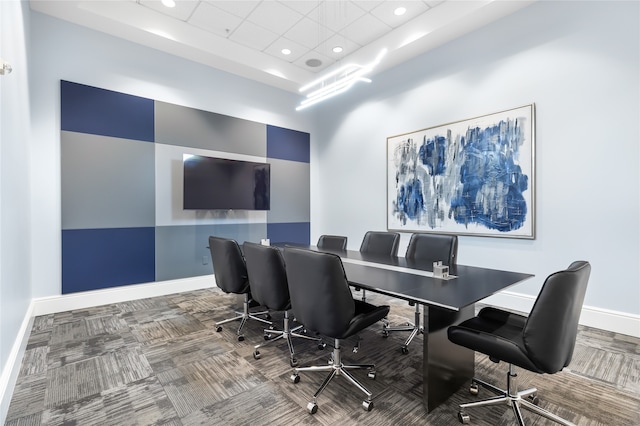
[458,365,575,426]
[215,293,271,341]
[253,311,324,367]
[290,338,376,414]
[382,302,423,354]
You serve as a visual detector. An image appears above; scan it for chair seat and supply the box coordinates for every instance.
[338,300,390,339]
[448,306,541,373]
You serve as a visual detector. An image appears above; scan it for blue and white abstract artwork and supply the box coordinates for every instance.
[387,104,535,239]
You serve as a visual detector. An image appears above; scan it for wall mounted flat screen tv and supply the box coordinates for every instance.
[183,154,270,210]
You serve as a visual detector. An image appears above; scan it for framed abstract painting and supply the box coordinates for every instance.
[387,104,535,239]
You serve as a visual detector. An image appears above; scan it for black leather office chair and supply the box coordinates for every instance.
[208,236,271,341]
[359,231,400,256]
[317,234,348,251]
[242,242,324,367]
[357,231,400,301]
[283,247,390,414]
[383,233,458,354]
[447,261,591,425]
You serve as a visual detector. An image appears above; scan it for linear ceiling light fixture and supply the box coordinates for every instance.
[296,48,387,111]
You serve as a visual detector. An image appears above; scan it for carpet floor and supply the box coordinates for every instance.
[5,287,640,425]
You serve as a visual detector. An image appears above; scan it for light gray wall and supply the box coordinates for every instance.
[0,0,32,417]
[310,1,639,316]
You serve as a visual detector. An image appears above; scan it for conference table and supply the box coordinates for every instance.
[278,244,534,413]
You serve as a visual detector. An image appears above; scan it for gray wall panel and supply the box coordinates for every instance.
[155,224,267,281]
[267,158,310,223]
[155,101,266,157]
[155,142,268,227]
[61,131,155,229]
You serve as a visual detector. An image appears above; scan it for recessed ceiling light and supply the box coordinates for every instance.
[281,48,292,55]
[332,46,343,53]
[394,7,407,16]
[162,0,176,8]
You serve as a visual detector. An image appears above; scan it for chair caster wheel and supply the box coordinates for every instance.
[253,350,260,360]
[382,330,389,338]
[237,335,244,342]
[362,400,373,411]
[528,394,539,405]
[290,358,298,367]
[265,313,272,320]
[307,402,318,414]
[215,326,222,332]
[469,383,479,395]
[317,342,326,350]
[264,334,272,340]
[401,346,409,355]
[291,373,300,384]
[458,411,470,424]
[367,370,376,380]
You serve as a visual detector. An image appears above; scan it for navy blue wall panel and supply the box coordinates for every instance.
[267,125,310,163]
[61,80,154,142]
[62,227,155,293]
[267,222,311,245]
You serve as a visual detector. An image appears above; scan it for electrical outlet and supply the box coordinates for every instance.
[202,255,208,265]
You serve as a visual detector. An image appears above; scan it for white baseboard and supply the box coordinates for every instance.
[31,275,216,316]
[483,291,640,338]
[0,303,35,424]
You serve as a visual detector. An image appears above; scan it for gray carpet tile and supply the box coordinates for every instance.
[5,287,640,426]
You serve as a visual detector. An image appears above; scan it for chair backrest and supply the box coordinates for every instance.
[359,231,400,257]
[283,247,355,338]
[208,236,250,295]
[317,234,348,251]
[242,241,290,311]
[523,260,591,373]
[405,233,458,266]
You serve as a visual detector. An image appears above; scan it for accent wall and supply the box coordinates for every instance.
[60,81,310,294]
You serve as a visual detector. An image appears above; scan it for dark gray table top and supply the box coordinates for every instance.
[278,244,534,311]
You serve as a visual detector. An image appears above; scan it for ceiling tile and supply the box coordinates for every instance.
[318,33,361,59]
[246,1,305,35]
[308,0,367,32]
[284,16,335,50]
[229,19,279,51]
[341,12,390,47]
[370,0,430,28]
[204,0,260,19]
[350,1,385,13]
[279,0,319,16]
[189,2,243,37]
[139,0,199,21]
[263,36,310,63]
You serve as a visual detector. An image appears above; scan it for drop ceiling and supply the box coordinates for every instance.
[30,0,534,93]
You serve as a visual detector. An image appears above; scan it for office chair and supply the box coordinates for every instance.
[447,261,591,425]
[208,236,271,341]
[317,234,348,251]
[357,231,400,301]
[382,233,458,354]
[242,242,324,367]
[283,247,390,414]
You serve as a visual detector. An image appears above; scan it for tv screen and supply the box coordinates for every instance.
[183,154,270,210]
